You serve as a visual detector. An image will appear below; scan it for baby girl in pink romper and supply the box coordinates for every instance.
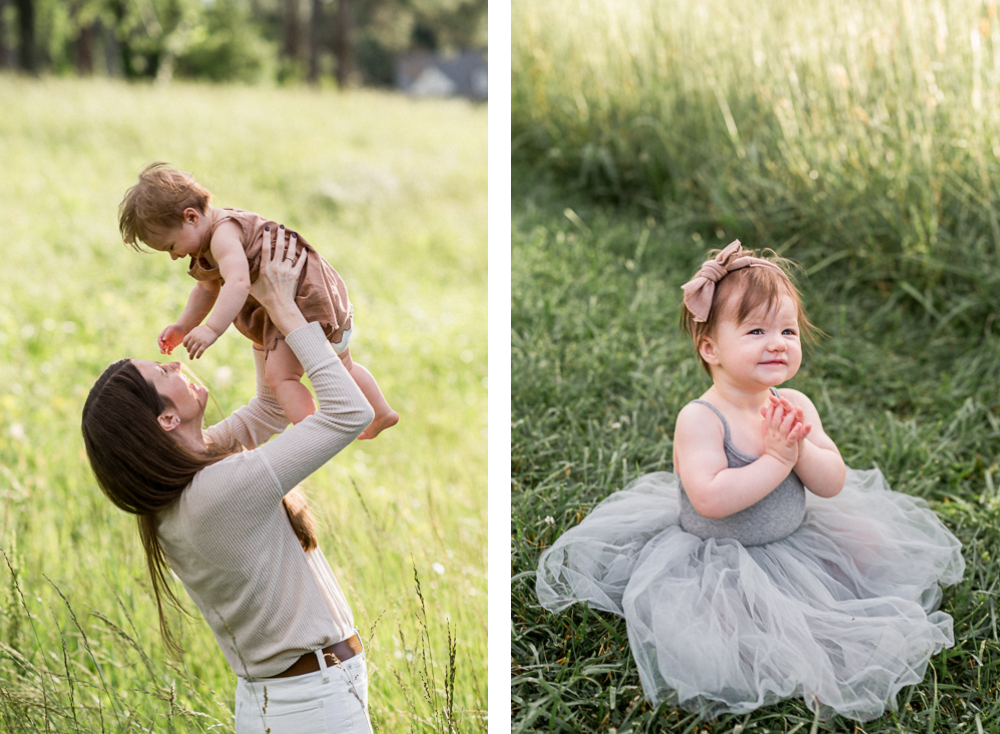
[119,162,398,439]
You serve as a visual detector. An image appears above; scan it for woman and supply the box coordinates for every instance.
[82,232,376,734]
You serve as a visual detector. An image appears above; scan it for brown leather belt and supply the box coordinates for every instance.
[272,633,363,678]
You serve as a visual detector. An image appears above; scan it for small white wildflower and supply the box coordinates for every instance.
[9,424,25,442]
[611,422,621,430]
[544,516,555,525]
[432,562,445,575]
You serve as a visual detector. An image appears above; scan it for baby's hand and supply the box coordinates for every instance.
[761,401,807,468]
[763,394,812,445]
[183,324,219,360]
[158,323,188,355]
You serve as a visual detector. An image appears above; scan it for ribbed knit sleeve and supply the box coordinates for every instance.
[203,346,289,451]
[257,323,375,492]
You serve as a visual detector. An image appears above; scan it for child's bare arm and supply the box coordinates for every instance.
[675,402,805,519]
[159,281,219,354]
[179,281,220,329]
[182,223,251,359]
[204,223,251,335]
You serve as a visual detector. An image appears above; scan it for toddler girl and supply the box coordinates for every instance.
[536,241,965,721]
[119,162,398,439]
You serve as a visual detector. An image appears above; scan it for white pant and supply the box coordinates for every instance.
[235,646,372,734]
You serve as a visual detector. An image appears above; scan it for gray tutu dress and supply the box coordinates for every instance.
[536,398,966,722]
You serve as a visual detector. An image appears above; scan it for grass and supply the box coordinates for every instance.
[0,75,486,732]
[512,0,1000,337]
[510,167,1000,733]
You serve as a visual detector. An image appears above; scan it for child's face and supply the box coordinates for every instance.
[700,293,802,390]
[144,208,208,260]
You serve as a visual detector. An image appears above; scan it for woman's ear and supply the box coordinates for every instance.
[158,412,182,432]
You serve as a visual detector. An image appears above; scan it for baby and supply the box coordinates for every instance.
[118,162,398,439]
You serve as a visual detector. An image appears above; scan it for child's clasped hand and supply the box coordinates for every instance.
[761,394,812,468]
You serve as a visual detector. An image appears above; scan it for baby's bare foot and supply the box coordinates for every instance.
[358,410,399,440]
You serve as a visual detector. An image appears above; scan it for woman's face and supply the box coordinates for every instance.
[131,359,208,425]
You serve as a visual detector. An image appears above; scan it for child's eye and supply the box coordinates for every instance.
[783,329,798,336]
[749,328,763,335]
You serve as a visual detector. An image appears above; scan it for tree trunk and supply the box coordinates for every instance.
[283,0,302,61]
[75,23,95,74]
[99,19,123,77]
[307,0,322,84]
[12,0,36,73]
[332,0,352,88]
[0,0,13,68]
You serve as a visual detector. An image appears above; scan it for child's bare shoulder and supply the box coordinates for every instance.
[675,400,724,439]
[210,219,245,247]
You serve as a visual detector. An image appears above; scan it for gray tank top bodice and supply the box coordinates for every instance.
[678,394,805,546]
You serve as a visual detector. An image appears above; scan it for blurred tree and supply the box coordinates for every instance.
[0,0,485,84]
[175,0,273,82]
[12,0,36,73]
[307,0,321,82]
[332,0,352,86]
[283,0,302,66]
[69,0,102,74]
[0,0,12,68]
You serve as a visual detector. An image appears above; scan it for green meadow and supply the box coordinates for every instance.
[0,76,486,732]
[513,0,1000,731]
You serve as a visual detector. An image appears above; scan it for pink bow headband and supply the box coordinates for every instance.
[681,241,783,322]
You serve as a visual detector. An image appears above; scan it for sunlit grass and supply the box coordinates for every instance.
[0,75,486,732]
[513,0,1000,335]
[511,171,1000,733]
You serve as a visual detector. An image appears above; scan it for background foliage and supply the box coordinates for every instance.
[513,0,1000,338]
[0,75,486,732]
[0,0,487,85]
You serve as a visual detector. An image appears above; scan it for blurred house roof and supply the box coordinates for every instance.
[395,50,487,100]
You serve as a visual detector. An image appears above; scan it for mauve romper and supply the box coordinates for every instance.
[187,209,353,352]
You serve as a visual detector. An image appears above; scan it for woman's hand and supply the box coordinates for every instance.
[248,226,308,336]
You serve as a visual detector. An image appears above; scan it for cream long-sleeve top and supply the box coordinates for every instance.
[156,322,375,679]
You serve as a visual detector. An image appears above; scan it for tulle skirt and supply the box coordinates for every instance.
[536,468,965,721]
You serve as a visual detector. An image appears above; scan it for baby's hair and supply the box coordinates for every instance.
[119,162,212,251]
[680,247,817,376]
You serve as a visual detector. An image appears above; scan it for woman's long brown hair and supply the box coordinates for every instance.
[82,360,316,656]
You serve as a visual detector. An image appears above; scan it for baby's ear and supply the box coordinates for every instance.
[182,207,201,225]
[699,336,720,366]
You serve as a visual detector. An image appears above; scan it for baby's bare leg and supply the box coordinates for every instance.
[265,340,316,424]
[338,346,398,439]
